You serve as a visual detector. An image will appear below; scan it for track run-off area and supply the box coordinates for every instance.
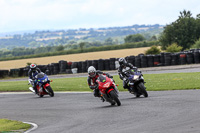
[1,64,200,133]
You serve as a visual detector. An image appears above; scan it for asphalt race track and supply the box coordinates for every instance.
[1,64,200,133]
[1,90,200,133]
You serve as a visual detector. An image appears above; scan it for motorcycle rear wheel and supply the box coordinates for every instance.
[46,86,54,97]
[109,90,121,106]
[137,82,148,97]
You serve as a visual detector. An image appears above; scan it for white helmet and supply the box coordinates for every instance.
[88,66,96,78]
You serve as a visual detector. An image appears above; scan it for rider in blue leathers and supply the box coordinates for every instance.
[28,64,41,94]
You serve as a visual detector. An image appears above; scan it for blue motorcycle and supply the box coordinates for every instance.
[124,69,148,97]
[29,72,54,97]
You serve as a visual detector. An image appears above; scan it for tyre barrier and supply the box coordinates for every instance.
[141,55,148,68]
[0,70,9,78]
[104,59,110,70]
[147,55,154,67]
[164,53,171,66]
[98,59,105,71]
[81,61,87,73]
[4,49,200,78]
[186,52,194,64]
[160,52,165,66]
[194,50,200,64]
[77,61,83,73]
[92,60,98,70]
[9,69,20,77]
[153,55,161,66]
[52,63,59,75]
[109,58,116,70]
[171,54,179,65]
[59,60,68,74]
[179,53,187,65]
[135,56,141,68]
[86,60,93,70]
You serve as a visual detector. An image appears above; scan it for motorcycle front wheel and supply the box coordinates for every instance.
[137,82,148,97]
[109,90,121,106]
[46,86,54,97]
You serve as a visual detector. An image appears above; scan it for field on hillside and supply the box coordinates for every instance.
[0,47,149,70]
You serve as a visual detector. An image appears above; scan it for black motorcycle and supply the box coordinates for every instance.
[124,69,148,97]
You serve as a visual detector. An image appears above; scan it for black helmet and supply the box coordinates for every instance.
[30,64,37,72]
[118,58,127,66]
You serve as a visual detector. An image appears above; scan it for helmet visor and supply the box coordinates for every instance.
[89,72,95,77]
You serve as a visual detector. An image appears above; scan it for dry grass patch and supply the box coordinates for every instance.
[0,47,149,70]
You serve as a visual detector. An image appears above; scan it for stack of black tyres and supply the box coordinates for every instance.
[171,54,179,65]
[164,53,171,66]
[86,60,93,70]
[109,58,116,70]
[186,52,194,64]
[19,68,25,77]
[160,52,165,66]
[59,60,68,74]
[0,70,9,78]
[153,55,161,66]
[147,55,154,67]
[52,63,59,74]
[141,55,148,68]
[98,59,105,70]
[77,61,83,73]
[92,60,98,70]
[82,61,87,72]
[9,69,20,77]
[179,52,187,65]
[135,56,141,68]
[37,65,46,73]
[194,50,200,63]
[71,62,78,74]
[104,59,110,70]
[71,62,78,69]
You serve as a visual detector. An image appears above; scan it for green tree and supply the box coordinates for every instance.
[56,45,64,51]
[159,10,197,50]
[79,42,86,52]
[104,37,113,45]
[124,34,145,43]
[166,43,183,53]
[191,38,200,48]
[145,46,161,55]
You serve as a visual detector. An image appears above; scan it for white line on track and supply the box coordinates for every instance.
[0,91,91,94]
[23,122,38,133]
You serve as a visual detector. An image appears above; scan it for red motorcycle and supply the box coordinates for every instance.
[96,74,121,106]
[29,73,54,97]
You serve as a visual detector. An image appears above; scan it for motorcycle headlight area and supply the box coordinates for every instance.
[133,75,139,80]
[103,82,110,88]
[42,78,48,82]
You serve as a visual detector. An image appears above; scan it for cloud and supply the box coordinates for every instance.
[0,0,200,32]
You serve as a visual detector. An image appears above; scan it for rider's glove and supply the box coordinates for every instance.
[90,84,98,90]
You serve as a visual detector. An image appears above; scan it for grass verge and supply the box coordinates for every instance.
[0,72,200,92]
[0,119,31,132]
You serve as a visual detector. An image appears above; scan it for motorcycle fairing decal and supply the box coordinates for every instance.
[107,88,114,94]
[43,83,50,88]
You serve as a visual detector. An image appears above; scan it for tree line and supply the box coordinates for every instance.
[159,10,200,50]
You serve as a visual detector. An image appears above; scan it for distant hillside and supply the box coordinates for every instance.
[0,24,163,50]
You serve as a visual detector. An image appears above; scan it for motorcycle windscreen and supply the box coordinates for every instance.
[97,75,107,83]
[36,73,45,79]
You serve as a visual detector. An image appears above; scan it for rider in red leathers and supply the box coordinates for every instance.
[87,66,114,97]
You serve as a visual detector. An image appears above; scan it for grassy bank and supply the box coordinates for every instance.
[0,119,31,132]
[0,72,200,92]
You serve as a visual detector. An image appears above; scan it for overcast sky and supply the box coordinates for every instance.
[0,0,200,33]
